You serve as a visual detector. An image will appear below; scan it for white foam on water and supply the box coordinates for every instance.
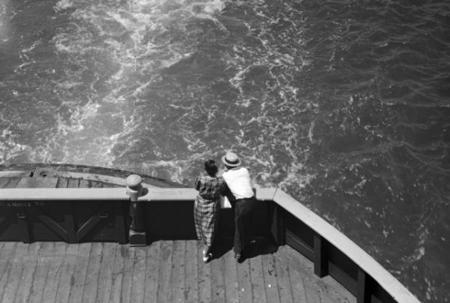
[0,129,30,163]
[36,0,226,168]
[54,0,73,12]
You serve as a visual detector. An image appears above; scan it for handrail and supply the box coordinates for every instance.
[0,188,130,201]
[0,188,197,201]
[0,186,420,303]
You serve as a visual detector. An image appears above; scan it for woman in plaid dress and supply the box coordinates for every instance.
[194,160,226,263]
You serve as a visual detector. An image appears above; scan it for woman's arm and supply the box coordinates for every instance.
[194,177,200,191]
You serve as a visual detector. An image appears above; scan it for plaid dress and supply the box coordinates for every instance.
[194,175,225,248]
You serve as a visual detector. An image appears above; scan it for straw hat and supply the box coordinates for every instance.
[222,151,241,167]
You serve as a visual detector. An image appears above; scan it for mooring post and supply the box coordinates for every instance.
[126,174,147,246]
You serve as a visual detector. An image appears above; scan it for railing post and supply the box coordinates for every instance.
[357,268,371,303]
[271,204,286,246]
[17,206,31,243]
[314,234,328,277]
[126,175,146,246]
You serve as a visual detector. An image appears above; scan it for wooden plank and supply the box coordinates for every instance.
[40,242,67,303]
[120,246,135,303]
[130,247,147,303]
[95,243,116,303]
[272,247,294,303]
[68,243,92,303]
[158,241,174,303]
[302,273,323,303]
[16,177,58,188]
[210,255,226,303]
[2,243,30,303]
[4,177,21,188]
[0,177,11,188]
[0,242,18,302]
[109,245,125,302]
[170,240,186,303]
[67,178,80,188]
[79,179,91,188]
[90,180,104,188]
[56,177,69,188]
[55,244,79,303]
[285,245,355,303]
[184,240,199,303]
[197,241,212,303]
[249,256,268,303]
[285,246,308,303]
[261,254,281,303]
[13,243,39,303]
[0,171,29,178]
[144,241,161,303]
[236,258,253,303]
[0,243,8,296]
[29,243,52,303]
[82,243,103,303]
[223,250,239,303]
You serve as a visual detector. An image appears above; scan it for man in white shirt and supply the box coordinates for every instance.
[221,151,258,262]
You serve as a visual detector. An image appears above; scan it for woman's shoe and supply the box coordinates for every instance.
[203,252,213,263]
[234,253,244,263]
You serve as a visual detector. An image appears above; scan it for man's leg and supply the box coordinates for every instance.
[233,200,244,255]
[233,198,257,258]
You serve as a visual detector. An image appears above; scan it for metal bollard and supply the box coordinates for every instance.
[126,174,147,246]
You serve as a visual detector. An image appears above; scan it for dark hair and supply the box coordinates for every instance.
[204,160,218,177]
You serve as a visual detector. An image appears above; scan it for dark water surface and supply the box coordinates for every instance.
[1,0,449,301]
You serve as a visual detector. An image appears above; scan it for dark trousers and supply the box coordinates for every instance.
[232,197,258,255]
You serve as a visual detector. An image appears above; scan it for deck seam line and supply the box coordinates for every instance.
[0,242,17,303]
[80,243,93,303]
[38,243,51,303]
[93,243,104,303]
[285,252,295,303]
[143,244,149,303]
[273,255,283,303]
[65,245,79,303]
[12,244,28,303]
[155,241,162,303]
[53,244,68,303]
[261,256,269,303]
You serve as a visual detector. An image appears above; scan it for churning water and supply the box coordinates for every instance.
[1,0,449,301]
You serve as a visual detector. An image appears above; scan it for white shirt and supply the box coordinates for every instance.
[222,167,254,199]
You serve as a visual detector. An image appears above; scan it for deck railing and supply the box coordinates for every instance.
[0,182,420,303]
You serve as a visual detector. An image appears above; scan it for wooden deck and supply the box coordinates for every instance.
[0,164,358,303]
[0,241,354,303]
